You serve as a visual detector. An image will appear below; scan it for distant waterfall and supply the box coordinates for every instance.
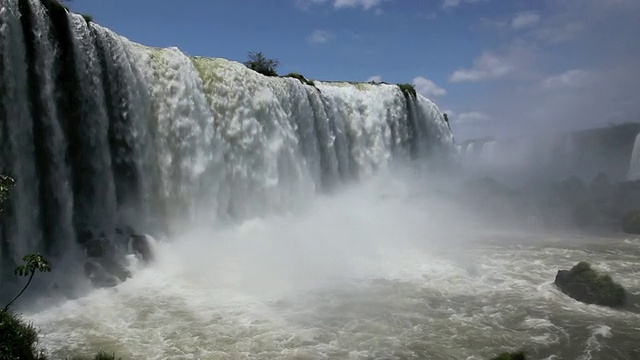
[460,124,640,183]
[628,133,640,180]
[0,0,454,274]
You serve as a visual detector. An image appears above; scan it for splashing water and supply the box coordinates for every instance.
[26,174,640,359]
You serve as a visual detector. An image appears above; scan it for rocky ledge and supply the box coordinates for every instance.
[555,262,639,311]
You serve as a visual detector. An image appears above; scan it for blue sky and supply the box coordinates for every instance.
[68,0,640,141]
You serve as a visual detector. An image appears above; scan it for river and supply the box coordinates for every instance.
[26,176,640,360]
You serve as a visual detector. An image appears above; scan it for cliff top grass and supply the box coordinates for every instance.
[282,73,315,87]
[397,83,417,98]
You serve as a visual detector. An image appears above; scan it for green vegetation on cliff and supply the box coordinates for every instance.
[397,83,417,98]
[244,51,279,77]
[282,73,315,87]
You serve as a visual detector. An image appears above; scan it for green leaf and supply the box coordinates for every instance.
[13,253,50,276]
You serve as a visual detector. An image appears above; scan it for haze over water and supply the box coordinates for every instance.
[28,173,640,360]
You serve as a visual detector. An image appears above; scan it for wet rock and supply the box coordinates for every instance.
[77,229,93,245]
[77,226,156,288]
[554,262,626,307]
[130,234,154,263]
[622,209,640,234]
[491,351,527,360]
[102,258,132,282]
[84,261,121,288]
[79,229,133,287]
[85,238,108,258]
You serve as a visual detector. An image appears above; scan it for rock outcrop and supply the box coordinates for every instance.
[622,209,640,234]
[130,234,154,263]
[78,227,155,287]
[554,262,626,307]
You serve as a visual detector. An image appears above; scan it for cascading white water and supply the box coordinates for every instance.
[627,132,640,180]
[67,13,119,238]
[0,0,42,263]
[0,1,453,275]
[27,0,76,260]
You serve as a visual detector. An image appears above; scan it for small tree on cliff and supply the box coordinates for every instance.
[3,253,51,312]
[244,51,279,77]
[0,175,52,312]
[0,176,49,360]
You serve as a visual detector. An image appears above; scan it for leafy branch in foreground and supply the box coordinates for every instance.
[2,253,51,312]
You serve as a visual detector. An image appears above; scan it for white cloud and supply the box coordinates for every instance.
[512,12,540,29]
[448,0,640,141]
[366,75,383,82]
[456,111,491,123]
[449,52,514,82]
[442,0,460,8]
[541,69,596,89]
[531,22,583,44]
[295,0,328,9]
[442,0,489,9]
[334,0,386,10]
[297,0,386,10]
[307,30,333,44]
[412,76,446,97]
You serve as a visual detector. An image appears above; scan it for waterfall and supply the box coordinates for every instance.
[628,133,640,180]
[1,0,42,265]
[26,0,75,261]
[0,0,454,279]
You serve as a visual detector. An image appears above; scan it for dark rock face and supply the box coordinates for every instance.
[130,234,154,263]
[77,227,155,288]
[85,238,108,258]
[622,210,640,234]
[84,261,122,288]
[554,262,626,307]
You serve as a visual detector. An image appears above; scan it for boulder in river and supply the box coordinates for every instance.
[491,351,527,360]
[554,262,626,307]
[622,209,640,234]
[84,261,123,288]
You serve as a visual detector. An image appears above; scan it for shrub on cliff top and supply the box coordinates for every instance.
[397,83,416,98]
[244,51,279,77]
